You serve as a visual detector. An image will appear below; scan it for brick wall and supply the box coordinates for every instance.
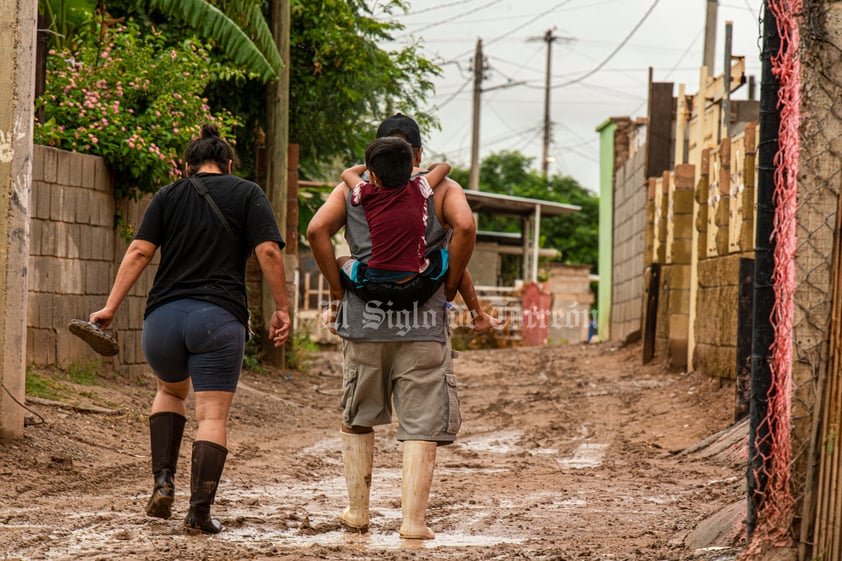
[28,145,156,377]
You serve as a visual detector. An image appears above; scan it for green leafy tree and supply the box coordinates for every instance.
[149,0,282,82]
[288,0,440,177]
[452,150,599,272]
[40,0,281,81]
[36,0,440,195]
[111,0,441,179]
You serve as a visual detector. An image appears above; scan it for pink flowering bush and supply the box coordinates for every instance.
[35,21,240,199]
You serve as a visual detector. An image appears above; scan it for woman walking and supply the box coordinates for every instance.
[89,124,290,533]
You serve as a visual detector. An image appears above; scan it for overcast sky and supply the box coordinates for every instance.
[376,0,763,191]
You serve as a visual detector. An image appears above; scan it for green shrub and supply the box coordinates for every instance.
[34,20,239,199]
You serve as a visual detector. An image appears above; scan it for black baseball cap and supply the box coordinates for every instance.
[376,113,422,148]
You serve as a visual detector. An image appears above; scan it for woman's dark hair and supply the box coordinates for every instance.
[183,124,238,176]
[364,137,413,188]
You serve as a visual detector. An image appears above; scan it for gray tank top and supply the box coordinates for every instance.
[335,191,450,341]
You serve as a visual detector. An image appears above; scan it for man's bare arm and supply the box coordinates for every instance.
[306,183,349,304]
[439,178,476,300]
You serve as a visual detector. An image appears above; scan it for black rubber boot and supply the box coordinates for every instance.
[183,440,228,534]
[146,412,186,519]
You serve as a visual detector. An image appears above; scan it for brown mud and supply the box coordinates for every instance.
[0,342,745,560]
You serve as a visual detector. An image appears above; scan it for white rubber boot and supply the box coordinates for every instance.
[339,431,375,531]
[399,440,437,539]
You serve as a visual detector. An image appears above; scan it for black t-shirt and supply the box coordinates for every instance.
[135,172,285,328]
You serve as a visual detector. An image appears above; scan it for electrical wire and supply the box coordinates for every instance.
[551,0,662,89]
[487,47,546,79]
[2,380,46,426]
[554,142,599,164]
[623,20,704,117]
[435,75,474,110]
[403,0,506,36]
[663,27,704,80]
[486,99,531,139]
[449,0,577,61]
[556,137,599,151]
[406,0,481,16]
[555,119,592,146]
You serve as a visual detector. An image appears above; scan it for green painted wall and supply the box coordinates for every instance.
[595,119,616,342]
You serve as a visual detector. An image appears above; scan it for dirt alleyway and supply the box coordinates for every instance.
[0,341,745,561]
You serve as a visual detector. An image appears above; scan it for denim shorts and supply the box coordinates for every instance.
[142,298,246,392]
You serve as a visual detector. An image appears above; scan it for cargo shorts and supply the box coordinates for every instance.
[340,339,461,443]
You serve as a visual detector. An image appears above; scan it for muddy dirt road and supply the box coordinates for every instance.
[1,342,746,560]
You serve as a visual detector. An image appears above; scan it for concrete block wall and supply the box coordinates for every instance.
[662,165,694,369]
[635,125,756,379]
[28,145,156,377]
[692,253,745,379]
[610,147,646,342]
[691,129,756,380]
[546,263,594,345]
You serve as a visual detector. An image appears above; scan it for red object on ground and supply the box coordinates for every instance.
[521,282,551,347]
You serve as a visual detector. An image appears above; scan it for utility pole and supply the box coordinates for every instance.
[265,0,291,366]
[703,0,718,76]
[0,0,37,439]
[467,39,525,191]
[469,38,485,191]
[721,20,733,142]
[541,29,557,180]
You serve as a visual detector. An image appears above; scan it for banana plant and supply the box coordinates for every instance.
[150,0,282,83]
[39,0,99,50]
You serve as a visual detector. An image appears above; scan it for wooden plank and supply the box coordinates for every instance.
[642,263,661,364]
[675,84,688,166]
[704,56,746,101]
[645,82,676,179]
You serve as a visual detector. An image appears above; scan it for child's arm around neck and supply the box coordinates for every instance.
[342,164,368,188]
[422,162,451,188]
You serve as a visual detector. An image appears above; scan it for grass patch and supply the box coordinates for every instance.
[66,359,102,386]
[25,360,117,407]
[25,369,71,401]
[286,330,319,374]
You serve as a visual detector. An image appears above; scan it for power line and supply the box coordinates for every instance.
[450,0,577,60]
[406,0,481,16]
[555,119,592,146]
[663,28,704,80]
[483,126,544,150]
[485,99,531,139]
[556,137,600,151]
[510,126,545,155]
[551,0,662,89]
[426,124,541,163]
[486,47,546,79]
[435,76,474,109]
[485,0,575,49]
[402,0,506,36]
[553,143,599,164]
[624,22,705,117]
[572,81,647,101]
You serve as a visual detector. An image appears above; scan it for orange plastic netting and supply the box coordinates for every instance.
[743,0,800,557]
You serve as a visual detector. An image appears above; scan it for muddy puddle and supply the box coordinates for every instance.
[24,430,622,559]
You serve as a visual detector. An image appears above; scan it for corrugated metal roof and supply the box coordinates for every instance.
[463,189,581,217]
